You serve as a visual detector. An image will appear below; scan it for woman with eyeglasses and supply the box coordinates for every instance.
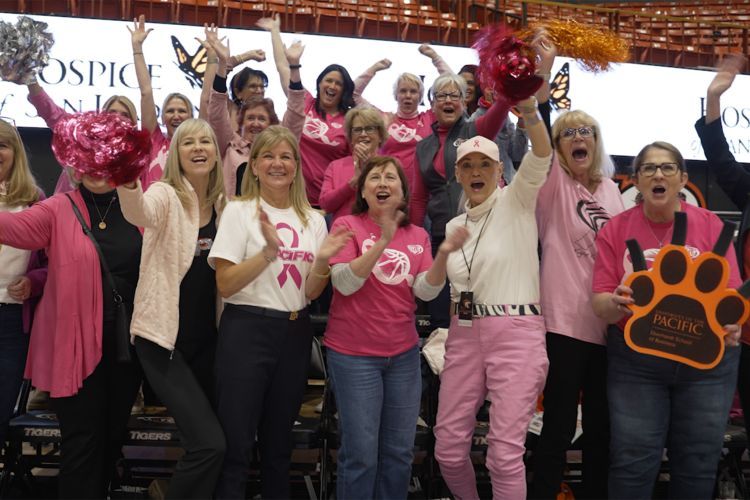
[0,118,46,451]
[351,45,450,225]
[319,107,386,223]
[592,141,742,498]
[260,16,355,207]
[530,110,624,500]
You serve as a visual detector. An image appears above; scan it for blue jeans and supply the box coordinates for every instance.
[0,304,27,446]
[607,326,739,499]
[327,345,421,500]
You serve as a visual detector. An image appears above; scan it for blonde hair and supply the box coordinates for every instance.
[102,95,138,124]
[161,118,224,209]
[0,120,40,207]
[161,93,194,119]
[393,73,424,101]
[344,107,386,145]
[552,109,614,184]
[240,125,313,227]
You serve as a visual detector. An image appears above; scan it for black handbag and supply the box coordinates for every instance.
[66,194,134,363]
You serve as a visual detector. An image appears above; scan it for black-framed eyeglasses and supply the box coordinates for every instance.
[636,162,681,177]
[435,92,462,102]
[560,126,594,140]
[351,125,378,135]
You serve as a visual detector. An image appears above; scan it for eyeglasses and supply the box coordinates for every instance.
[435,92,462,102]
[560,126,594,140]
[351,125,379,135]
[245,83,268,91]
[636,162,681,177]
[0,116,16,127]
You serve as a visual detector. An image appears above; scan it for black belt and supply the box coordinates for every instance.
[450,302,542,317]
[232,304,309,321]
[0,303,22,308]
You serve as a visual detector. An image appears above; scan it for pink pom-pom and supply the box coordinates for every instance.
[52,112,151,186]
[473,24,543,102]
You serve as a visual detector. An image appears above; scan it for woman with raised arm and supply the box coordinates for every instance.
[433,95,552,499]
[258,16,355,207]
[130,15,194,177]
[351,44,449,224]
[319,107,386,222]
[0,119,46,452]
[209,126,350,499]
[324,155,468,499]
[0,119,146,498]
[115,118,226,498]
[592,141,742,499]
[530,108,624,500]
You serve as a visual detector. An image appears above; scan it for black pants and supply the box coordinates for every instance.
[214,304,313,500]
[530,332,610,500]
[50,320,142,499]
[135,336,225,499]
[735,343,750,455]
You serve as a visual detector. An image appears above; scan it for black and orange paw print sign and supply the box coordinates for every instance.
[624,212,750,369]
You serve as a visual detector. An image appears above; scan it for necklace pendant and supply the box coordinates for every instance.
[98,221,107,230]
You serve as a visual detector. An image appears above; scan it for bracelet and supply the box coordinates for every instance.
[523,113,541,126]
[289,63,301,69]
[207,57,219,64]
[311,265,331,279]
[262,247,277,263]
[133,51,143,56]
[537,72,550,79]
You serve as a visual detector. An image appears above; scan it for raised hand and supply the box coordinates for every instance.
[256,15,280,32]
[285,40,305,65]
[246,49,266,62]
[708,53,747,98]
[380,205,406,243]
[723,323,741,347]
[259,208,282,259]
[418,44,438,60]
[438,226,470,255]
[371,58,392,72]
[531,29,556,74]
[318,226,353,260]
[128,15,153,48]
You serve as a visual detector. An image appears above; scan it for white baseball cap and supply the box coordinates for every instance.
[456,136,500,163]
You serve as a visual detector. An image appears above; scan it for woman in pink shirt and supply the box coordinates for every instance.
[319,107,385,223]
[261,16,355,207]
[530,109,625,500]
[325,156,467,498]
[0,124,144,498]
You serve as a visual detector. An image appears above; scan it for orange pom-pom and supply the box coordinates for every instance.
[519,20,630,72]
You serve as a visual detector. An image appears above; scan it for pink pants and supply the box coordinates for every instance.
[434,315,548,500]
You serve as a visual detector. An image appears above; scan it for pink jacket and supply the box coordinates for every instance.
[28,88,162,193]
[208,88,307,198]
[0,190,104,397]
[118,180,223,350]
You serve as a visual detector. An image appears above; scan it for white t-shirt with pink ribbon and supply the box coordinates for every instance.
[208,198,328,311]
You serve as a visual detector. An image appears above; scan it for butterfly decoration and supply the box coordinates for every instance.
[171,36,207,89]
[549,62,571,111]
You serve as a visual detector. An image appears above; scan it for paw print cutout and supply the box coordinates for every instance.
[623,212,750,370]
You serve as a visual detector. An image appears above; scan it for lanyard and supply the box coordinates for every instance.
[460,208,493,290]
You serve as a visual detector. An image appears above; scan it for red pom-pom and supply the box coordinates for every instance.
[473,24,543,102]
[52,112,151,186]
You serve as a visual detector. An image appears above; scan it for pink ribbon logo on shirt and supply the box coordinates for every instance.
[276,222,303,289]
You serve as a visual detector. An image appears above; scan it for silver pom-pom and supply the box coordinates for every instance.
[0,16,54,85]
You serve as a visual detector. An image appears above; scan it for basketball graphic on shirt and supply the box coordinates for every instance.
[303,116,341,146]
[389,123,420,143]
[363,238,413,286]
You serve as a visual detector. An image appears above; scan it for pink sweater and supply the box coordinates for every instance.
[28,88,162,193]
[319,156,357,223]
[0,190,104,397]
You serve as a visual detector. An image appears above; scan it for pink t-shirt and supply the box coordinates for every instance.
[593,201,742,331]
[324,214,433,357]
[299,91,350,206]
[319,156,357,223]
[148,128,169,181]
[537,156,625,345]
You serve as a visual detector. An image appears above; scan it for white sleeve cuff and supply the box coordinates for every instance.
[331,263,367,296]
[413,271,444,301]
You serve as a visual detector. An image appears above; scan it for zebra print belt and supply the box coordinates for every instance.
[451,302,542,317]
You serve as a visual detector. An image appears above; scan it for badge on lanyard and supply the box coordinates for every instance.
[458,290,474,327]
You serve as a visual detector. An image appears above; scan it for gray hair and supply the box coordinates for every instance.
[429,73,467,103]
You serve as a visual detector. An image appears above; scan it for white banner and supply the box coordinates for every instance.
[1,13,749,162]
